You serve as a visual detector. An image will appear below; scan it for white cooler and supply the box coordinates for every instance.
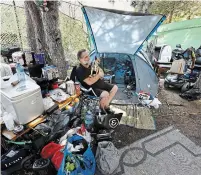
[1,78,44,124]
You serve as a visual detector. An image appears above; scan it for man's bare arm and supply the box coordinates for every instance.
[84,74,101,86]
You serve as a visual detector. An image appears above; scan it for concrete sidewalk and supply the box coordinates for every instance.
[112,126,201,175]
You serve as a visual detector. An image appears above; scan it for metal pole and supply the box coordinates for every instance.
[13,0,23,50]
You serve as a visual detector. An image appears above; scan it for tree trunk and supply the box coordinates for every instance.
[138,1,144,12]
[143,1,152,13]
[167,3,175,23]
[41,1,67,79]
[168,10,174,23]
[24,2,37,51]
[187,9,191,20]
[24,1,47,53]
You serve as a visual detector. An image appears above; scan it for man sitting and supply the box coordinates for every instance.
[75,49,118,112]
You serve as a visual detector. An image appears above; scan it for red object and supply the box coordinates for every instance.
[139,90,150,96]
[41,142,63,159]
[74,82,81,95]
[77,124,86,135]
[52,83,59,89]
[51,149,64,170]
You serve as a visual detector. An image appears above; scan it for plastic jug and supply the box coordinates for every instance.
[16,62,26,91]
[66,80,75,95]
[3,112,15,131]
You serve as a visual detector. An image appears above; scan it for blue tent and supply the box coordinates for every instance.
[81,6,165,104]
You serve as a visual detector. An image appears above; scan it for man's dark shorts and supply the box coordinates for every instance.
[75,64,114,97]
[92,82,114,97]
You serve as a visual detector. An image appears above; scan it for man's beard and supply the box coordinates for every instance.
[83,61,89,65]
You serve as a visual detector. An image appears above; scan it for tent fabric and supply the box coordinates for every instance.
[83,6,162,104]
[82,6,164,55]
[90,51,159,98]
[156,18,201,50]
[87,6,154,16]
[132,55,158,95]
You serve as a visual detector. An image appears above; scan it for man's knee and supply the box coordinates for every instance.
[111,85,118,93]
[100,91,110,98]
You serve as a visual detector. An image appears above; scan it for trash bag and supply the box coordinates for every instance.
[47,113,71,142]
[58,135,96,175]
[96,141,120,175]
[180,73,201,101]
[94,113,123,130]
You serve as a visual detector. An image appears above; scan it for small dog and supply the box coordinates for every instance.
[90,57,101,77]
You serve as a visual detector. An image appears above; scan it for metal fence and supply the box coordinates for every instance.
[0,1,88,64]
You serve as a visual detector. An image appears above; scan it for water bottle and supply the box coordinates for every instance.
[16,62,26,90]
[3,112,15,131]
[95,105,103,123]
[85,111,94,131]
[95,105,101,116]
[81,106,87,121]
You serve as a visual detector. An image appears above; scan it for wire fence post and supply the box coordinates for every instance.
[12,0,23,50]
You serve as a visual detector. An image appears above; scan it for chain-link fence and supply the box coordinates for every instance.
[0,1,88,66]
[1,3,27,49]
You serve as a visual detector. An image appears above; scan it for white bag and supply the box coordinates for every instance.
[49,89,69,103]
[66,80,75,95]
[43,97,55,110]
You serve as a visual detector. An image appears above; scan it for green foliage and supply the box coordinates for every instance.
[130,1,201,23]
[1,4,28,48]
[1,3,88,67]
[59,12,88,65]
[149,1,201,23]
[1,4,21,47]
[16,6,29,48]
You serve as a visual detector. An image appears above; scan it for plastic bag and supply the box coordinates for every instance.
[96,141,120,175]
[58,135,95,175]
[141,98,162,109]
[149,98,162,109]
[43,97,55,110]
[41,142,64,159]
[49,89,70,103]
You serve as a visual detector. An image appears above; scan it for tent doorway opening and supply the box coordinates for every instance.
[100,53,136,86]
[90,51,158,105]
[92,53,138,104]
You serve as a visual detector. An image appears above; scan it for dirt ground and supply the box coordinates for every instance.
[113,79,201,149]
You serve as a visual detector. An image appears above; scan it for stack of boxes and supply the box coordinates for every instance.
[42,65,59,80]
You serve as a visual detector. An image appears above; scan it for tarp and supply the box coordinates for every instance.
[156,18,201,49]
[82,6,165,55]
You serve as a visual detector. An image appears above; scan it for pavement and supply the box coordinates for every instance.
[99,126,201,175]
